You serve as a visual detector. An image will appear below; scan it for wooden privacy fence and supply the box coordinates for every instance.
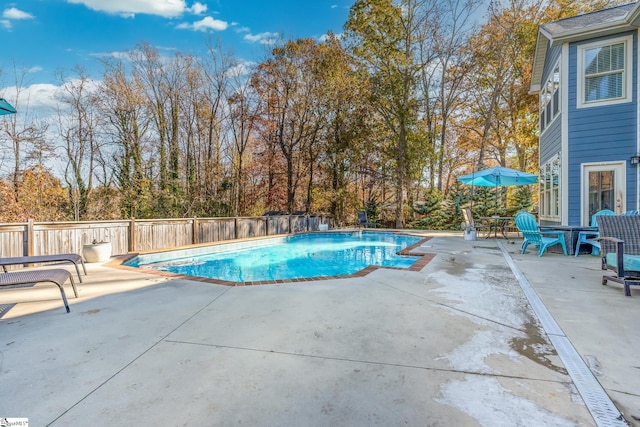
[0,214,333,259]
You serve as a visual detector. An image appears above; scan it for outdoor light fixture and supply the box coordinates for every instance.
[631,153,640,165]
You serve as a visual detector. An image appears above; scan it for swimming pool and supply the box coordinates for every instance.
[124,231,424,283]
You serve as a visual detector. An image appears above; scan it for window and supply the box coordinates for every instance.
[577,36,632,108]
[539,155,560,220]
[540,61,560,134]
[581,162,626,224]
[588,170,615,216]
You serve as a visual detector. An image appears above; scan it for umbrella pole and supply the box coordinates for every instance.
[470,166,475,212]
[495,182,498,216]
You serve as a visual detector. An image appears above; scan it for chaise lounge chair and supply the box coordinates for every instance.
[597,215,640,296]
[462,208,490,238]
[357,210,376,228]
[1,253,86,282]
[0,268,78,312]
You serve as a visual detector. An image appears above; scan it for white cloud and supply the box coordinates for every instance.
[2,83,59,114]
[90,50,132,61]
[2,79,101,119]
[28,66,43,74]
[177,16,228,32]
[3,7,35,20]
[187,2,207,15]
[244,32,278,45]
[319,32,343,42]
[67,0,186,18]
[91,46,176,67]
[225,61,256,79]
[331,4,338,8]
[1,80,103,175]
[0,19,10,30]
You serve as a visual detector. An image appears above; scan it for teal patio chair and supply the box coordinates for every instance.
[515,212,568,256]
[574,209,616,257]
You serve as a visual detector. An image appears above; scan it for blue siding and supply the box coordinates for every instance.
[567,32,638,225]
[542,45,562,81]
[540,46,562,164]
[540,116,561,163]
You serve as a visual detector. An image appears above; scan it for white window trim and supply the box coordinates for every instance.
[540,59,561,135]
[577,35,633,109]
[539,154,561,221]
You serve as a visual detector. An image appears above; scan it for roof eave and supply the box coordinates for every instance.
[548,22,636,47]
[530,31,549,94]
[626,2,640,26]
[530,3,640,94]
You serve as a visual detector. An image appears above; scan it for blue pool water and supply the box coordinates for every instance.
[125,232,423,283]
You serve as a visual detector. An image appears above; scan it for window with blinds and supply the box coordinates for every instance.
[584,43,624,102]
[578,36,632,108]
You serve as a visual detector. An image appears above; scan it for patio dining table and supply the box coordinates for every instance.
[479,216,514,239]
[539,225,598,256]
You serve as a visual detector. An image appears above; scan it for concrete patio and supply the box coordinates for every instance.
[0,232,638,426]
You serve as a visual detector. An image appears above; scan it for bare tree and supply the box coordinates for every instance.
[419,0,482,191]
[198,42,234,216]
[55,66,103,220]
[98,58,153,218]
[252,39,326,214]
[226,64,260,216]
[1,66,52,203]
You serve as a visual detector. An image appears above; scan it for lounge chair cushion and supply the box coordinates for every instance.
[605,253,640,274]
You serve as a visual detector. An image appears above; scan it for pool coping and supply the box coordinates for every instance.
[105,231,435,286]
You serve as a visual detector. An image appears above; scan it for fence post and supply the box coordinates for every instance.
[26,218,34,256]
[193,217,198,245]
[265,216,269,236]
[129,217,136,253]
[234,217,238,239]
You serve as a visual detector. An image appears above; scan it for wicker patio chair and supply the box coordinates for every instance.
[597,215,640,296]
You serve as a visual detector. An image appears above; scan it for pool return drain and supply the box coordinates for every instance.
[497,241,628,427]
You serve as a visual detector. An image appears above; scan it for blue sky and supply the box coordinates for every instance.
[1,0,353,90]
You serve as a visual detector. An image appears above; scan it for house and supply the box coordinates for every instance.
[531,2,640,226]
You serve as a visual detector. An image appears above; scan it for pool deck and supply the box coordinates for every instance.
[1,231,639,426]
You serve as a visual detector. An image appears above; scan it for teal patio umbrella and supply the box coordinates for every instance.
[0,97,16,115]
[457,166,538,214]
[457,166,538,187]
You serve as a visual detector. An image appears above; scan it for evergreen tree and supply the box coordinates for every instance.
[364,196,380,225]
[509,185,534,215]
[443,180,470,230]
[410,188,444,229]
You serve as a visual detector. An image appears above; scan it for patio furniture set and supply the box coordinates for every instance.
[464,208,640,296]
